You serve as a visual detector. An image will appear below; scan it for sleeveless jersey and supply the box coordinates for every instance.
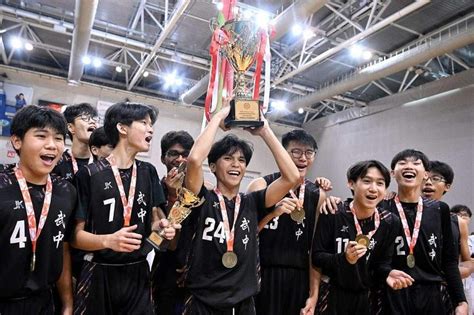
[52,150,90,182]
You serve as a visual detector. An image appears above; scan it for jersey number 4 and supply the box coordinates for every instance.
[10,220,27,248]
[202,217,226,243]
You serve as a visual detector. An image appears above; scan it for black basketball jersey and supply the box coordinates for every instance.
[0,170,76,298]
[451,214,460,254]
[258,172,320,269]
[52,150,90,182]
[312,201,400,291]
[0,163,15,172]
[184,186,266,309]
[381,198,466,304]
[74,158,166,264]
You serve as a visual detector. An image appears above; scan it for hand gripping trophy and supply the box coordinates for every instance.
[146,163,204,251]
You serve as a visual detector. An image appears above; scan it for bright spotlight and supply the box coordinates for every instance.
[143,71,149,78]
[164,72,183,89]
[82,56,91,65]
[362,50,373,60]
[11,37,23,50]
[271,100,286,111]
[256,12,271,28]
[115,66,123,73]
[303,29,314,40]
[350,45,364,57]
[215,2,224,10]
[24,42,34,51]
[298,107,304,114]
[292,24,303,37]
[92,58,102,68]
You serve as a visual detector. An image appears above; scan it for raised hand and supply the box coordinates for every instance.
[319,196,341,214]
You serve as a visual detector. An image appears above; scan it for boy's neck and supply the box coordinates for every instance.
[71,140,91,159]
[352,200,375,219]
[18,163,48,185]
[110,143,137,169]
[216,182,240,200]
[397,185,421,202]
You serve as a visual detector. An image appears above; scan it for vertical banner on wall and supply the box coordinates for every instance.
[97,100,114,126]
[0,83,34,137]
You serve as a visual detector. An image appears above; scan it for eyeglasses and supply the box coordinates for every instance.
[289,149,315,159]
[76,114,100,123]
[427,175,445,183]
[166,149,190,159]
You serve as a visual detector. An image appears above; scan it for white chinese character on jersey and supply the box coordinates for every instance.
[242,234,249,250]
[13,200,24,210]
[137,191,147,206]
[340,225,349,233]
[428,233,437,248]
[104,182,113,190]
[137,208,147,223]
[429,248,436,261]
[53,231,64,248]
[368,238,377,250]
[55,211,66,229]
[240,217,250,232]
[295,228,303,241]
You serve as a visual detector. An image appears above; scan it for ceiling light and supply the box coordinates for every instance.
[92,58,102,68]
[350,45,364,57]
[82,56,91,65]
[215,2,224,10]
[362,50,373,60]
[271,100,286,111]
[164,72,183,89]
[298,107,304,114]
[143,71,149,78]
[303,29,314,40]
[24,42,34,51]
[115,66,123,73]
[11,37,23,50]
[292,24,303,37]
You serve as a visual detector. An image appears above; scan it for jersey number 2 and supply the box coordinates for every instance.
[10,220,27,248]
[202,217,226,243]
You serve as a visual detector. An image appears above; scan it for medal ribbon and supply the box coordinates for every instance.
[289,181,305,209]
[349,201,380,239]
[107,154,137,227]
[394,196,423,255]
[14,166,53,257]
[71,154,94,174]
[214,188,241,252]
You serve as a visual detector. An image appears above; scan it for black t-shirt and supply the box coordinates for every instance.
[258,172,320,269]
[184,186,266,309]
[451,214,460,255]
[52,150,90,182]
[0,170,76,298]
[381,198,466,304]
[312,202,399,291]
[73,158,166,264]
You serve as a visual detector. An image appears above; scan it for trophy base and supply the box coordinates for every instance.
[145,231,170,252]
[224,99,264,129]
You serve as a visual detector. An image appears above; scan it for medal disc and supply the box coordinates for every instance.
[222,251,238,269]
[290,207,305,223]
[407,254,415,268]
[355,234,370,247]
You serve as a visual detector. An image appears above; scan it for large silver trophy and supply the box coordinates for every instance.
[222,18,264,128]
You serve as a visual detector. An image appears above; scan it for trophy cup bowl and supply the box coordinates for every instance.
[222,19,264,128]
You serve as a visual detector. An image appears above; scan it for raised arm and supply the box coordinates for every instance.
[185,106,230,195]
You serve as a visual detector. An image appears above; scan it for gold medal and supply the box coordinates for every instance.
[222,251,238,269]
[30,252,36,272]
[355,234,370,247]
[290,207,305,223]
[407,253,415,268]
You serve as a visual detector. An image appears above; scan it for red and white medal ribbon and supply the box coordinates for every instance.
[214,188,241,252]
[14,166,53,266]
[289,181,305,209]
[71,154,94,174]
[395,196,423,255]
[107,154,137,227]
[349,201,380,239]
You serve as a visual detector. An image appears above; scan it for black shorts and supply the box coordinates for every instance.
[183,296,255,315]
[255,266,309,315]
[0,288,54,315]
[74,260,153,315]
[385,283,448,315]
[317,283,369,315]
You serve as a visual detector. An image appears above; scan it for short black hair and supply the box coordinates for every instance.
[63,103,98,140]
[451,204,472,218]
[390,149,430,171]
[208,134,253,166]
[10,105,67,153]
[104,102,158,147]
[89,127,110,150]
[282,129,318,151]
[161,130,194,158]
[347,160,391,189]
[429,160,454,185]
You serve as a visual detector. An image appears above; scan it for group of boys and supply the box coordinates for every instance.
[0,101,471,315]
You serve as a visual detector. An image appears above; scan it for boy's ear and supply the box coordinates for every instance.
[10,135,22,152]
[209,163,216,173]
[390,170,395,178]
[116,123,127,135]
[90,146,99,156]
[347,180,354,190]
[67,122,75,135]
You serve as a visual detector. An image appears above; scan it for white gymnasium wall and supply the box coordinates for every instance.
[0,66,294,189]
[304,78,474,223]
